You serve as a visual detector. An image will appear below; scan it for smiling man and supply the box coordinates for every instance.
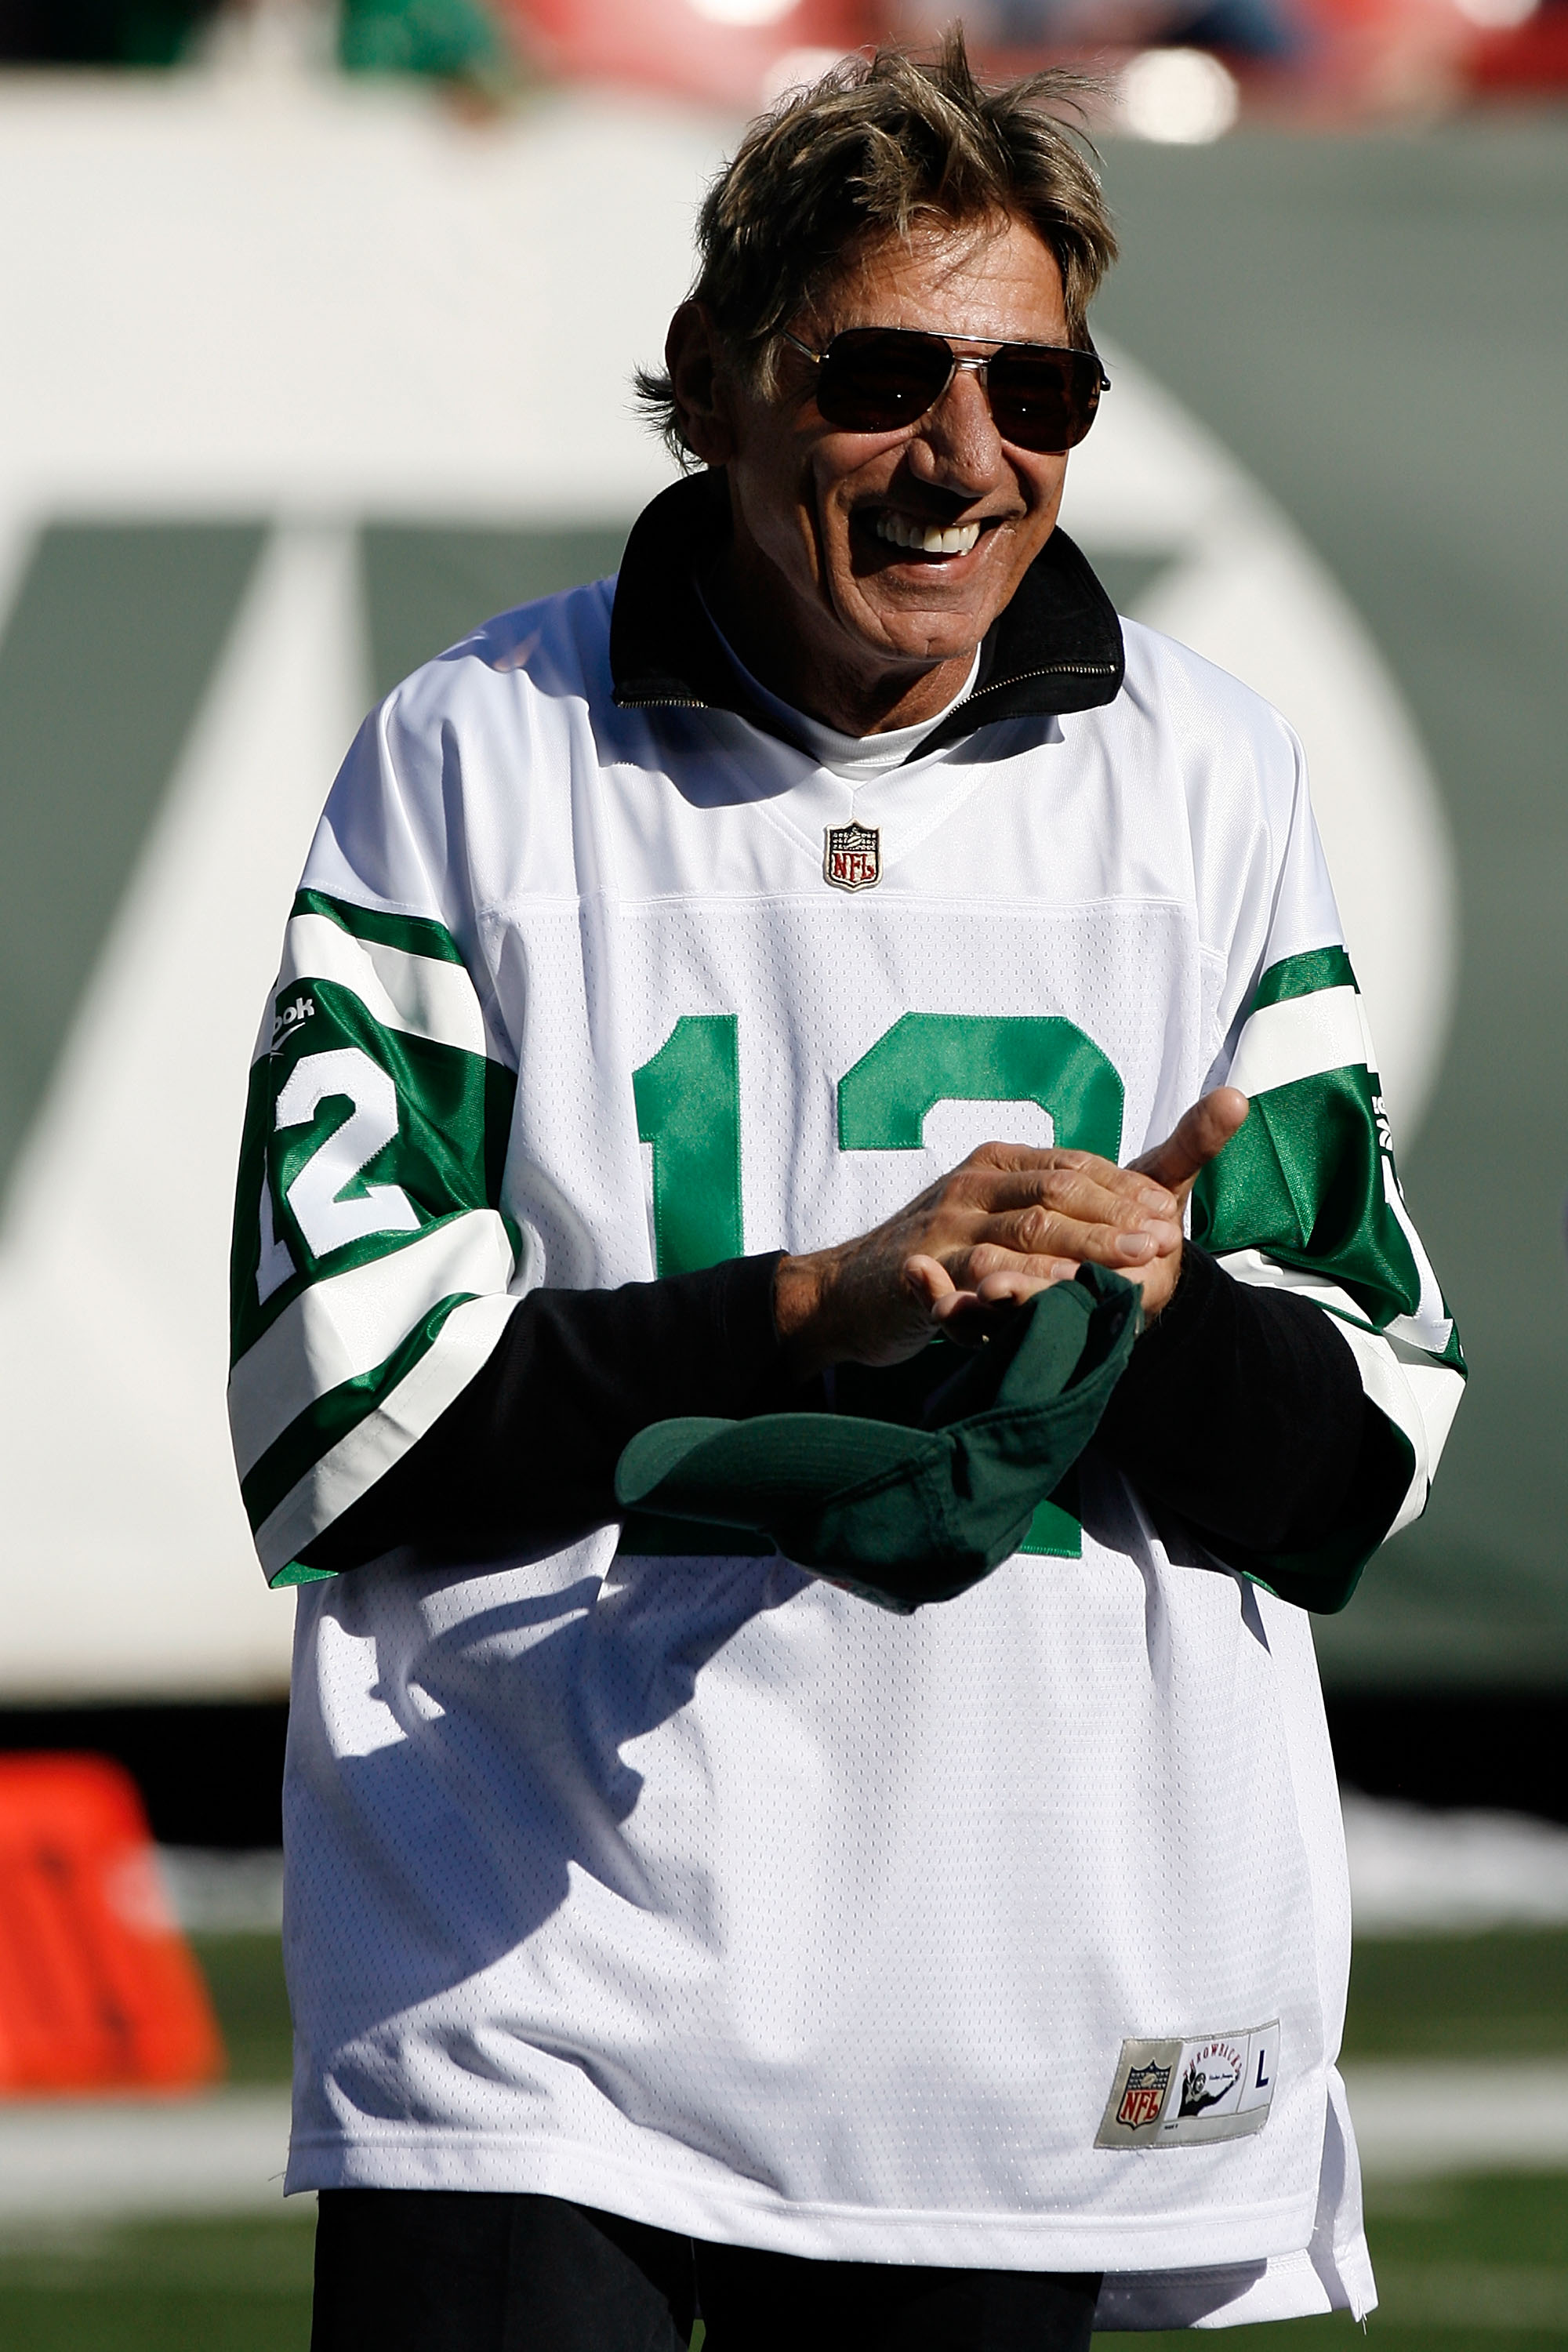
[229,38,1463,2352]
[687,215,1080,737]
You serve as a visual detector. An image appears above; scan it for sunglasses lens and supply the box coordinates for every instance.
[987,350,1102,452]
[815,331,953,432]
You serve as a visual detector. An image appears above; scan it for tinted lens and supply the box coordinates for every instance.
[814,330,954,431]
[986,348,1102,452]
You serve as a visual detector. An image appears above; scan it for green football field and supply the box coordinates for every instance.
[0,1929,1561,2349]
[0,2179,1561,2351]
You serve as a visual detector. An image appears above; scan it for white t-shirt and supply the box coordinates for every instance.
[703,601,983,776]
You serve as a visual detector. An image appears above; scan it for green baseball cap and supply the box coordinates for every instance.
[615,1265,1140,1613]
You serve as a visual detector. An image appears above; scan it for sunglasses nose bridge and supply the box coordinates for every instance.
[923,352,1029,451]
[909,358,1013,485]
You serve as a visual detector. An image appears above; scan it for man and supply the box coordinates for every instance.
[229,37,1462,2350]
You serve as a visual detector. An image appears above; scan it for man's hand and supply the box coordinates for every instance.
[774,1087,1250,1377]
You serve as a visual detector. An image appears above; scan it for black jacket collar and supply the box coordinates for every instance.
[609,467,1124,761]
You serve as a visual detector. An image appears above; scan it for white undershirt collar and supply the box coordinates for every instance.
[702,601,982,782]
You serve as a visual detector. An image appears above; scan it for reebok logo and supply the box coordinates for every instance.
[270,993,315,1054]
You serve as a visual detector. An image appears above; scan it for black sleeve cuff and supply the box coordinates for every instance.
[300,1251,789,1574]
[1091,1244,1368,1554]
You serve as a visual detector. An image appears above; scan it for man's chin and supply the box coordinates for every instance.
[834,552,1020,660]
[839,597,996,670]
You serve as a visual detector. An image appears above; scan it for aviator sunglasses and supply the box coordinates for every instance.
[783,326,1110,454]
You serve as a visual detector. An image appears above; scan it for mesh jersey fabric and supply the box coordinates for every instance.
[230,575,1461,2328]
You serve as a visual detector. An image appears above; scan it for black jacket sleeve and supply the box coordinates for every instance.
[301,1243,1391,1576]
[1089,1243,1406,1555]
[299,1253,788,1573]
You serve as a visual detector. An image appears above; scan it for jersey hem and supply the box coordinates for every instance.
[284,2128,1319,2279]
[1094,2240,1376,2331]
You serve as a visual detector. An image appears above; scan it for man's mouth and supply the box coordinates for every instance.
[871,513,982,558]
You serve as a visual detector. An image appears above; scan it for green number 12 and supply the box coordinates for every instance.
[633,1010,1124,1559]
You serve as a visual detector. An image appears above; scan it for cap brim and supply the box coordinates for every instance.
[615,1414,929,1528]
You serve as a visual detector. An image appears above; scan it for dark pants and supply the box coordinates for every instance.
[311,2188,1102,2352]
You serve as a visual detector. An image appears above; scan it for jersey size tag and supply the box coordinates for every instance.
[823,821,880,891]
[1095,2022,1279,2148]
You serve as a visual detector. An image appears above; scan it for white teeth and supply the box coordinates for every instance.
[872,514,981,557]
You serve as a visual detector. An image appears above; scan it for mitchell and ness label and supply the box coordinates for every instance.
[1095,2021,1279,2148]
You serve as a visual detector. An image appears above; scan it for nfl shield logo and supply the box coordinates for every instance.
[823,821,880,892]
[1116,2061,1171,2130]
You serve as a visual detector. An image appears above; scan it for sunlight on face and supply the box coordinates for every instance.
[718,214,1074,731]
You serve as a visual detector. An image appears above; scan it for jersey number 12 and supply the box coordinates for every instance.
[633,1010,1125,1560]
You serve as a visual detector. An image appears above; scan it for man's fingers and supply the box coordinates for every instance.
[957,1144,1175,1217]
[977,1200,1183,1267]
[971,1262,1080,1302]
[837,1123,1218,1370]
[963,1164,1178,1228]
[1129,1087,1250,1192]
[903,1254,957,1310]
[960,1221,1176,1284]
[924,1263,1080,1344]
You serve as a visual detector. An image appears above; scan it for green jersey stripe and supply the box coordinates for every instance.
[253,1292,517,1582]
[292,887,466,964]
[1194,1063,1422,1327]
[1374,1149,1454,1357]
[240,1289,478,1536]
[1249,945,1356,1011]
[228,1205,514,1479]
[1195,937,1463,1362]
[257,912,488,1065]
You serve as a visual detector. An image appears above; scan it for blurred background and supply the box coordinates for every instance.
[0,3,1562,2346]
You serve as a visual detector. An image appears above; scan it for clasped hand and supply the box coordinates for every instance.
[775,1087,1249,1376]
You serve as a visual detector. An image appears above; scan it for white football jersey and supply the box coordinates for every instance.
[230,574,1461,2328]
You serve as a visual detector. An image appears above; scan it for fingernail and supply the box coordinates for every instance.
[1117,1233,1154,1260]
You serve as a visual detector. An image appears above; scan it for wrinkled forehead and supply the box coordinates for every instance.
[800,215,1069,345]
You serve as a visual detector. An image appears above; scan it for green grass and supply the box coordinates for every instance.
[0,2214,313,2351]
[1344,1930,1568,2060]
[0,2173,1561,2350]
[190,1933,294,2085]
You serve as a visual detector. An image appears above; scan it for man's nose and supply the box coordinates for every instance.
[906,365,1007,492]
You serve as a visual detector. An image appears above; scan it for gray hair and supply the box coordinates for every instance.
[636,28,1117,463]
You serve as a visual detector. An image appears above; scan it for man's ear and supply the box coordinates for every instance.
[666,302,737,469]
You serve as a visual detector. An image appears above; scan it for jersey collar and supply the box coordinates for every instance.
[609,468,1125,760]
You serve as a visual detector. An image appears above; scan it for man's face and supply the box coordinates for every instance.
[716,214,1074,711]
